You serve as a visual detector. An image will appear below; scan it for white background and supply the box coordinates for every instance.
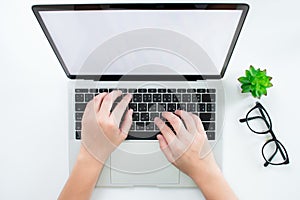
[1,0,300,200]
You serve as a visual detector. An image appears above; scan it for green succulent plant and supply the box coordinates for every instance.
[238,65,273,99]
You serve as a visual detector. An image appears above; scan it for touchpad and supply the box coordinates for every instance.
[110,141,179,185]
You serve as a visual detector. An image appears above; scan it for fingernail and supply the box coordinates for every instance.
[156,134,161,140]
[129,109,133,115]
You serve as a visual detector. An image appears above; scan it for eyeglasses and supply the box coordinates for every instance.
[239,102,289,167]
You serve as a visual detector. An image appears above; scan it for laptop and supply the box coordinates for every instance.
[32,3,249,187]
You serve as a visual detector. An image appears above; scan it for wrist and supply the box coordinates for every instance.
[188,158,221,184]
[190,164,222,184]
[77,145,104,172]
[190,161,237,200]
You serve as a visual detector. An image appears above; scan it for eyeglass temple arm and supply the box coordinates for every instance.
[264,147,278,167]
[239,116,263,123]
[268,129,287,161]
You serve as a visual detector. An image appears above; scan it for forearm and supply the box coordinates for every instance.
[191,166,237,200]
[58,145,104,200]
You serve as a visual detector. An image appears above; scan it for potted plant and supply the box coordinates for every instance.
[238,65,273,99]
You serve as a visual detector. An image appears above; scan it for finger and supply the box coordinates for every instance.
[93,92,108,112]
[162,112,187,136]
[111,93,132,125]
[157,134,174,163]
[119,109,133,139]
[154,117,176,144]
[190,113,205,133]
[99,90,122,116]
[175,110,197,133]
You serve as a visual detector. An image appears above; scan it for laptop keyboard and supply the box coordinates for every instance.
[74,88,216,140]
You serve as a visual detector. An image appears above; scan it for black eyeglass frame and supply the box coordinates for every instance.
[239,102,289,167]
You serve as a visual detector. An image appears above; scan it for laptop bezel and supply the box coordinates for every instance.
[32,3,249,81]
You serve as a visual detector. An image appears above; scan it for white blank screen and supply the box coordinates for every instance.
[40,10,242,75]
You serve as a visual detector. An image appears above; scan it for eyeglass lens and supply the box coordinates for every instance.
[262,139,288,165]
[247,107,271,133]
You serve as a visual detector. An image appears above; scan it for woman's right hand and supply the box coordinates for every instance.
[155,110,237,200]
[154,110,219,179]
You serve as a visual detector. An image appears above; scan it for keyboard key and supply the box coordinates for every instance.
[182,94,191,102]
[203,122,215,131]
[177,88,186,93]
[202,94,216,102]
[187,103,196,112]
[177,103,186,111]
[159,112,164,119]
[148,88,157,93]
[132,113,139,121]
[133,94,142,102]
[136,122,145,130]
[109,88,116,92]
[75,103,87,112]
[138,103,147,111]
[99,88,108,93]
[158,103,166,111]
[197,103,206,112]
[118,88,127,93]
[192,94,201,102]
[75,89,88,93]
[75,94,84,102]
[153,94,161,102]
[207,89,216,93]
[207,103,216,112]
[172,94,181,102]
[141,113,149,121]
[128,88,137,93]
[89,88,98,93]
[75,112,83,121]
[150,113,159,121]
[148,103,157,111]
[167,103,177,112]
[187,89,196,93]
[143,94,152,102]
[146,122,155,130]
[85,94,94,102]
[163,94,172,102]
[75,131,81,140]
[130,123,135,130]
[129,103,137,111]
[167,88,176,93]
[200,113,215,121]
[138,88,147,93]
[207,132,215,140]
[197,88,206,93]
[158,88,166,93]
[75,122,81,130]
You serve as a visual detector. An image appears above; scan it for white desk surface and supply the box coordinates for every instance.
[1,0,300,199]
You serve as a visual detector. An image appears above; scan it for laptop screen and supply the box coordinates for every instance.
[33,4,248,80]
